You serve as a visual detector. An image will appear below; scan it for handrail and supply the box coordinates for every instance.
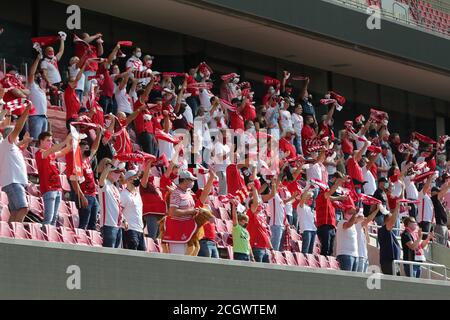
[393,260,448,280]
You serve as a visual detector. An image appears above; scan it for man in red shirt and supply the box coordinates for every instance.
[36,132,72,225]
[301,115,317,157]
[69,128,103,230]
[65,58,91,129]
[74,32,104,94]
[97,43,121,115]
[279,129,297,160]
[229,97,246,132]
[316,172,347,256]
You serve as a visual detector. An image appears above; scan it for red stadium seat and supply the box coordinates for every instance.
[290,240,303,253]
[215,219,228,234]
[58,227,77,244]
[26,184,42,197]
[0,221,13,238]
[145,237,160,253]
[294,252,309,267]
[57,213,73,229]
[305,253,320,268]
[25,158,38,176]
[0,192,9,205]
[42,225,62,242]
[0,205,10,222]
[10,222,31,240]
[316,254,331,269]
[57,162,66,175]
[26,223,47,241]
[27,195,44,219]
[73,228,90,246]
[224,220,234,234]
[328,256,341,270]
[87,230,103,247]
[282,251,298,266]
[218,207,230,221]
[270,251,287,265]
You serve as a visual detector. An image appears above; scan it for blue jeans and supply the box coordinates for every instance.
[75,89,84,107]
[301,230,316,254]
[101,226,122,248]
[3,183,28,212]
[337,255,358,272]
[77,195,99,230]
[124,230,146,251]
[28,115,48,140]
[404,263,421,278]
[233,253,250,261]
[252,248,270,263]
[394,215,401,237]
[317,224,336,256]
[42,191,61,226]
[270,225,285,251]
[198,239,219,258]
[99,95,113,115]
[294,135,303,155]
[145,215,161,240]
[186,96,199,117]
[356,257,369,273]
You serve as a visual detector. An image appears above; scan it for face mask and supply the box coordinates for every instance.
[384,183,390,189]
[145,61,152,68]
[46,54,55,59]
[83,150,91,158]
[132,179,141,187]
[135,52,142,58]
[232,78,240,84]
[248,127,256,135]
[188,181,195,189]
[412,141,419,149]
[41,141,52,150]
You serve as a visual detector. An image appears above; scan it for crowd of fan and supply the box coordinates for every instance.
[0,31,449,278]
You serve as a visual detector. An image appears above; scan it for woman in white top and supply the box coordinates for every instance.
[68,56,86,103]
[336,207,360,272]
[278,99,293,133]
[297,189,317,254]
[114,70,133,115]
[292,104,303,155]
[355,204,381,273]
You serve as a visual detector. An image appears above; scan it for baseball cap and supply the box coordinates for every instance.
[124,170,138,181]
[179,170,197,181]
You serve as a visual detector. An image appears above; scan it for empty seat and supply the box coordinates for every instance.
[294,252,309,267]
[305,253,320,268]
[0,205,10,222]
[270,251,286,265]
[42,225,62,242]
[26,223,47,241]
[58,227,77,244]
[26,184,42,197]
[57,213,73,229]
[0,221,13,238]
[224,220,234,234]
[73,228,90,246]
[27,195,44,219]
[10,222,31,240]
[145,237,160,253]
[0,192,9,205]
[218,207,230,221]
[328,256,341,270]
[316,255,331,269]
[60,175,71,193]
[290,240,303,253]
[87,230,103,247]
[215,219,228,234]
[25,158,38,176]
[283,251,298,266]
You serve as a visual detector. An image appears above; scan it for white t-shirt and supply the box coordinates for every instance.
[355,223,368,259]
[183,105,193,126]
[41,58,61,84]
[158,140,174,161]
[98,180,121,228]
[297,204,317,233]
[0,137,28,187]
[28,82,47,116]
[417,190,434,223]
[120,188,144,232]
[336,220,358,257]
[404,176,419,200]
[68,65,85,92]
[391,180,403,198]
[199,89,213,111]
[212,142,230,172]
[126,56,144,71]
[115,88,133,114]
[306,163,327,183]
[362,167,376,196]
[292,113,303,137]
[267,193,286,227]
[326,152,337,176]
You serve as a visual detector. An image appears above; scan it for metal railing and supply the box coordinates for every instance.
[393,260,449,280]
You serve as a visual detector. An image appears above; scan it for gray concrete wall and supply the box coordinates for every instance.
[0,238,448,300]
[198,0,450,72]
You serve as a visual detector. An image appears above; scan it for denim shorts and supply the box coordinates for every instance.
[3,183,28,212]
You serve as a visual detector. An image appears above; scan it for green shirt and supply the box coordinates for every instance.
[232,224,250,255]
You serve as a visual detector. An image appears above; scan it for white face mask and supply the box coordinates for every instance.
[232,78,240,84]
[135,52,142,58]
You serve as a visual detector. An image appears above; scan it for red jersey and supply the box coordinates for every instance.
[229,111,245,131]
[347,157,365,185]
[242,103,256,122]
[315,191,336,228]
[279,138,297,159]
[1,74,25,103]
[64,85,81,120]
[114,124,132,155]
[342,137,354,155]
[133,99,154,135]
[97,64,114,98]
[80,157,97,196]
[247,206,272,249]
[140,181,166,216]
[75,43,98,72]
[35,150,62,194]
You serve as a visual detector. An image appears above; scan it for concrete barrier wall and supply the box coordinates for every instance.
[0,238,448,300]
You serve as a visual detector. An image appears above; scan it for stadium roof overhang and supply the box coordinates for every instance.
[59,0,450,101]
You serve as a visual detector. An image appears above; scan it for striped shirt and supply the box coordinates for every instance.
[267,193,286,227]
[98,180,122,228]
[170,186,195,221]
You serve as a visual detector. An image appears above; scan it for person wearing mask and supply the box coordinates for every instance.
[27,51,49,140]
[356,204,381,273]
[97,43,121,114]
[98,158,126,248]
[403,165,419,219]
[301,114,317,157]
[121,170,146,251]
[126,47,143,72]
[372,177,391,226]
[431,183,450,245]
[336,206,361,272]
[0,104,32,223]
[297,188,317,254]
[378,200,401,275]
[40,35,65,106]
[376,144,391,179]
[69,128,102,230]
[35,132,72,225]
[401,217,434,278]
[231,199,254,262]
[266,178,287,251]
[417,174,435,240]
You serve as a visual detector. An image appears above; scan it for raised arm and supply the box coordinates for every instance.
[28,54,41,84]
[141,159,155,189]
[106,44,121,66]
[118,70,130,91]
[125,105,145,127]
[199,170,217,204]
[361,204,381,228]
[175,76,188,114]
[90,127,103,158]
[42,135,72,159]
[354,140,370,162]
[99,162,112,188]
[56,38,65,61]
[8,104,31,144]
[140,77,155,103]
[232,202,238,226]
[385,200,400,231]
[422,175,433,195]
